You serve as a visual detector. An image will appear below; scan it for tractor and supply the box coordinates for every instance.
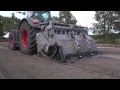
[9,11,97,63]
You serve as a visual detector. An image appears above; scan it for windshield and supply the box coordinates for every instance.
[33,11,51,22]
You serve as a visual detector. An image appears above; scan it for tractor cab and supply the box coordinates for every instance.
[27,11,51,22]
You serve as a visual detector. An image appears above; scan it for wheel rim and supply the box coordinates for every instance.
[21,30,28,48]
[9,35,14,46]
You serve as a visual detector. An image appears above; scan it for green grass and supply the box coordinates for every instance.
[96,40,120,45]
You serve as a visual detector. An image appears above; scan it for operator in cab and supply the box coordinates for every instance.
[31,11,51,23]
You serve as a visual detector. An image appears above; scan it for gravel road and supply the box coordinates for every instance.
[0,42,120,79]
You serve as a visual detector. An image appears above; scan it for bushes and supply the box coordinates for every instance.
[92,33,120,44]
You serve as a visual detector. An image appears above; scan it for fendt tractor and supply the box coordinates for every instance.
[9,11,97,63]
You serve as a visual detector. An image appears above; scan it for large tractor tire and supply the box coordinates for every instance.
[9,31,16,50]
[19,20,38,55]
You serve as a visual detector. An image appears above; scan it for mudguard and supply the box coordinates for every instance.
[18,17,41,29]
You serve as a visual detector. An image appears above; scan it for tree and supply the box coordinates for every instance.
[112,11,120,32]
[92,11,119,43]
[57,11,77,25]
[0,17,4,37]
[0,21,3,30]
[0,15,21,32]
[0,15,3,29]
[52,16,60,22]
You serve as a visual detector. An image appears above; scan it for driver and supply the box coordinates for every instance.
[32,11,49,22]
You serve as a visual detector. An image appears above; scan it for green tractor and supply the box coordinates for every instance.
[9,11,97,63]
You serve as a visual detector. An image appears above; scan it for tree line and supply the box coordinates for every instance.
[53,11,77,25]
[0,15,21,37]
[92,11,120,44]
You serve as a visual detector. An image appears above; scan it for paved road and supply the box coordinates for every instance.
[0,42,120,79]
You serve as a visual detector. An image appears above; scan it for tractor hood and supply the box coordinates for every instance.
[41,20,88,34]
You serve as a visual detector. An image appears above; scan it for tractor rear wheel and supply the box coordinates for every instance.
[19,21,38,55]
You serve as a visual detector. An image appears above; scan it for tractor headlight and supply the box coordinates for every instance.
[32,18,39,24]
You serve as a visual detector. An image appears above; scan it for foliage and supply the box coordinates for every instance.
[92,11,120,43]
[52,11,77,25]
[0,15,21,32]
[92,33,120,44]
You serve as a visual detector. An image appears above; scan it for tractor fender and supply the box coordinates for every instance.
[18,17,41,29]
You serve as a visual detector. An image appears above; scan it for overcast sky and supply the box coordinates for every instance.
[0,11,96,35]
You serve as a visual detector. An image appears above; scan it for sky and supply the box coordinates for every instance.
[0,11,96,35]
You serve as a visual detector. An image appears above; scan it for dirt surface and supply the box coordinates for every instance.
[98,46,120,55]
[0,42,120,79]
